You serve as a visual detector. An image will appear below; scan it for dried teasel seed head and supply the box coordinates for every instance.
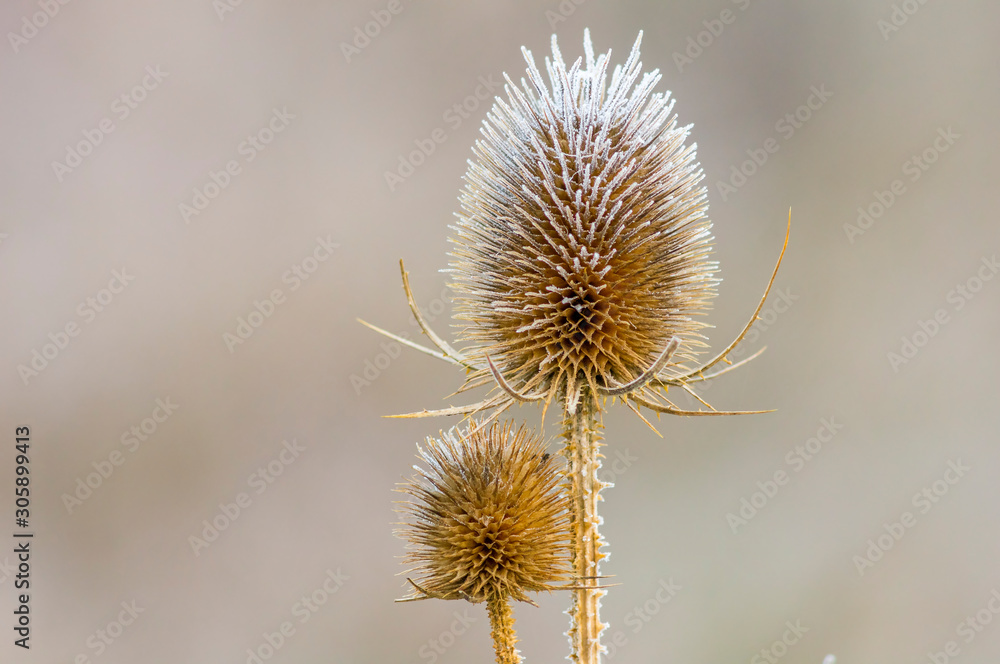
[448,30,719,408]
[396,421,571,604]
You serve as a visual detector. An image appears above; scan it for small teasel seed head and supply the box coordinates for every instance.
[396,421,572,604]
[448,30,719,407]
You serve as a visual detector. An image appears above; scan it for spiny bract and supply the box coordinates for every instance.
[396,421,571,603]
[448,30,718,410]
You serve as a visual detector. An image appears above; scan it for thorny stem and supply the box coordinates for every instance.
[564,394,606,664]
[487,594,521,664]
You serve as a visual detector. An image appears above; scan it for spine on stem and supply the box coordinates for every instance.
[564,396,607,664]
[487,595,521,664]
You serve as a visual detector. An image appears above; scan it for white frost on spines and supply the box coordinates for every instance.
[449,28,719,387]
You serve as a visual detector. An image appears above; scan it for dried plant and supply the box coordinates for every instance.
[396,421,572,664]
[368,29,789,664]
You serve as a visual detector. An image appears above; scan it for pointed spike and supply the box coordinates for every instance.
[398,260,473,369]
[357,319,462,367]
[485,353,547,402]
[676,346,768,384]
[598,337,680,396]
[631,394,775,417]
[674,211,790,381]
[385,401,495,419]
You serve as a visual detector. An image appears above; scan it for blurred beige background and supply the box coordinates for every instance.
[1,1,999,662]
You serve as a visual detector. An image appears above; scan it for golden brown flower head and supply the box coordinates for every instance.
[448,31,718,408]
[396,421,571,603]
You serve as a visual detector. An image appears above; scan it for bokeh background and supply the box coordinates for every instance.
[2,1,999,662]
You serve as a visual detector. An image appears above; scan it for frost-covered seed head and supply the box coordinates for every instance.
[448,31,718,408]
